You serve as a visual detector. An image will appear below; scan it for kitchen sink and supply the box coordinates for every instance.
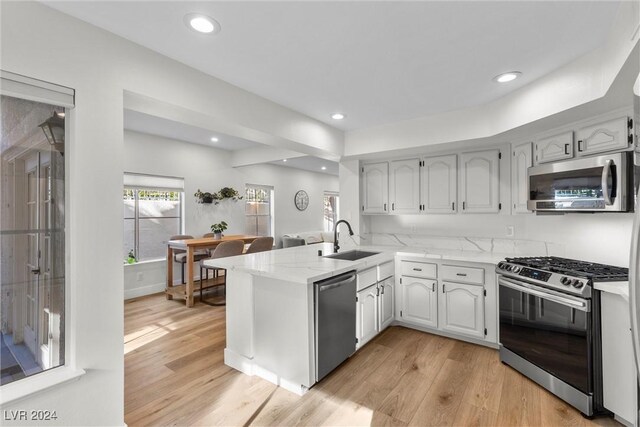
[324,250,380,261]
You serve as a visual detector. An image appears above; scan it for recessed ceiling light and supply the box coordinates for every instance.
[210,137,219,142]
[493,71,522,83]
[282,159,287,162]
[321,166,327,170]
[184,13,221,35]
[330,113,345,120]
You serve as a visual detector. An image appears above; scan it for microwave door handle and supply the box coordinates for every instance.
[601,159,613,206]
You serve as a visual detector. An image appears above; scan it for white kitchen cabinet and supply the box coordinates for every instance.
[511,142,532,214]
[356,284,379,348]
[535,131,573,164]
[439,282,484,339]
[389,159,420,214]
[399,276,438,328]
[601,291,638,426]
[459,150,500,213]
[576,117,631,156]
[362,162,389,214]
[378,277,394,331]
[421,154,457,213]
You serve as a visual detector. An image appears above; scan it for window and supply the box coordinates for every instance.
[0,94,68,386]
[123,174,184,262]
[245,185,274,237]
[323,192,339,232]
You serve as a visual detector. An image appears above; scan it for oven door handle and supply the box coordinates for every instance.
[601,159,613,206]
[498,277,589,312]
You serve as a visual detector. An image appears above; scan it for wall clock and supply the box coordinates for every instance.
[294,190,309,211]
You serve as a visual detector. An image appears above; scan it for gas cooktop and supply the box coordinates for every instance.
[497,256,628,298]
[504,256,628,282]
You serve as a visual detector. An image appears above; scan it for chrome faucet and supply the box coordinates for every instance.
[333,220,354,253]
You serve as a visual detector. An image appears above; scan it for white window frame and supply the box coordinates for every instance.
[0,71,84,405]
[323,191,340,232]
[245,184,275,238]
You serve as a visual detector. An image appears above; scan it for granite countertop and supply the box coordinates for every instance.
[203,241,510,284]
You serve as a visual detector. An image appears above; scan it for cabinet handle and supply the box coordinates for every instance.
[376,286,380,296]
[384,203,387,211]
[456,273,467,277]
[564,144,569,155]
[462,201,466,210]
[432,282,435,292]
[452,202,455,211]
[442,284,446,293]
[392,203,395,211]
[381,286,385,295]
[578,140,583,152]
[413,268,422,272]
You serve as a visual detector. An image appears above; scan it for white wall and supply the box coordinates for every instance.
[0,2,341,425]
[123,130,338,299]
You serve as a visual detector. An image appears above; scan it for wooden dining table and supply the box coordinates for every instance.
[166,235,259,307]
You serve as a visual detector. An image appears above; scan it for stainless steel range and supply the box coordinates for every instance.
[497,257,628,417]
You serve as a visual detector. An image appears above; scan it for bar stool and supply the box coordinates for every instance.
[245,236,274,254]
[199,240,244,306]
[170,234,210,284]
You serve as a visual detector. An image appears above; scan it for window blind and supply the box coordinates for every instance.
[1,70,75,108]
[123,173,185,191]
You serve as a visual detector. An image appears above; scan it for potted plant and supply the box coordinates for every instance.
[125,249,137,264]
[210,221,228,240]
[194,189,214,204]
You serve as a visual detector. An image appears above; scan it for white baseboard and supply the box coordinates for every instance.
[124,282,166,300]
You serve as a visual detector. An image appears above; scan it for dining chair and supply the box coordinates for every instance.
[245,236,274,254]
[170,234,210,284]
[199,240,245,306]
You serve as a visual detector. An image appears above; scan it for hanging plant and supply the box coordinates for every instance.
[195,187,243,204]
[194,189,215,204]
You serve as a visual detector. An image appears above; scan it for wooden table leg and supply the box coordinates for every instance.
[166,245,174,300]
[186,246,195,307]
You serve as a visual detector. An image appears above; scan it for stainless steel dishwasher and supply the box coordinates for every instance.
[314,270,357,382]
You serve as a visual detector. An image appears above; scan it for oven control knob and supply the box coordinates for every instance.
[498,262,505,270]
[572,280,584,289]
[512,266,521,273]
[560,276,570,285]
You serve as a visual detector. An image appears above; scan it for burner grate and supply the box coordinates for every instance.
[505,256,628,282]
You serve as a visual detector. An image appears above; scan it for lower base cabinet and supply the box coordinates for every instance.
[439,281,485,338]
[356,276,395,349]
[399,276,438,328]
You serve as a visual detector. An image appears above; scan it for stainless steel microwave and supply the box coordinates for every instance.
[528,152,632,212]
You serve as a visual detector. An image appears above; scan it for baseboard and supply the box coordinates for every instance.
[124,282,166,300]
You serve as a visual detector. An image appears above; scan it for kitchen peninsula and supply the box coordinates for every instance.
[205,240,506,394]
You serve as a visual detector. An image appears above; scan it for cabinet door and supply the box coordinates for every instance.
[535,131,573,164]
[356,285,378,348]
[439,282,484,338]
[576,117,630,156]
[422,155,457,213]
[362,162,389,214]
[378,277,395,331]
[389,159,420,214]
[399,277,437,328]
[511,142,532,214]
[459,150,500,213]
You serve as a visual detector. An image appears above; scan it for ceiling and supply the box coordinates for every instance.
[269,156,339,176]
[45,1,621,131]
[124,109,339,175]
[124,109,261,151]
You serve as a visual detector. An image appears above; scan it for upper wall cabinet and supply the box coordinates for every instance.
[459,150,500,213]
[535,131,573,164]
[576,117,631,157]
[422,155,457,213]
[389,159,420,214]
[511,142,532,214]
[362,162,389,214]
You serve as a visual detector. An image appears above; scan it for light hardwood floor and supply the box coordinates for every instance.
[125,293,620,427]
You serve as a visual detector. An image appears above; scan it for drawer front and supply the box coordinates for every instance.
[357,267,378,291]
[400,261,437,279]
[441,264,484,285]
[378,261,394,281]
